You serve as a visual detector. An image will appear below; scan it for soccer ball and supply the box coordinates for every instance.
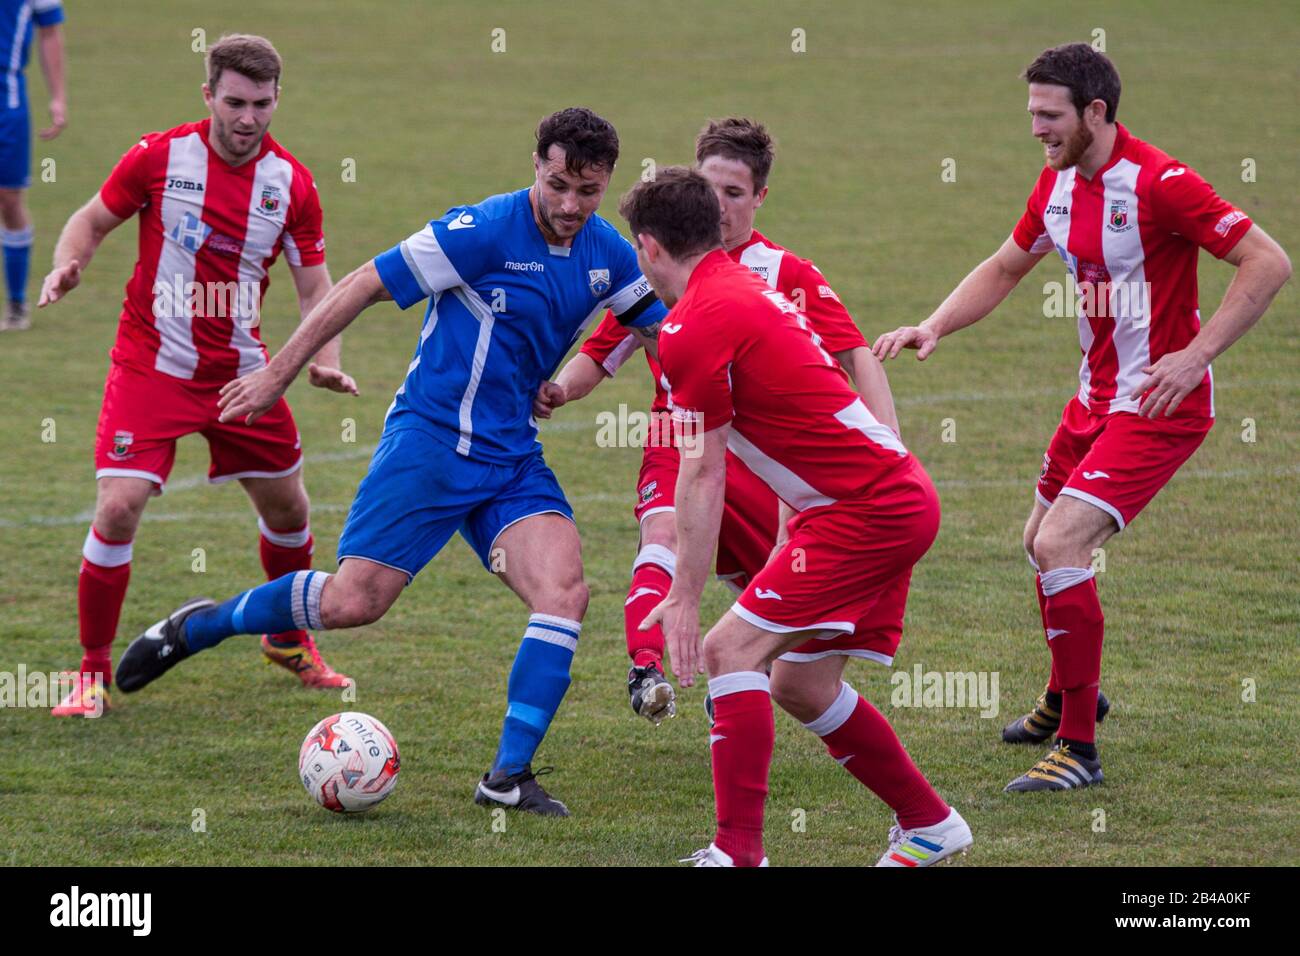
[299,712,400,813]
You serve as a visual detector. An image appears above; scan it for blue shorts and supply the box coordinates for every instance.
[336,423,574,581]
[0,107,31,190]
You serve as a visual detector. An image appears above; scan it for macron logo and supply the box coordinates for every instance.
[1082,470,1110,480]
[447,212,476,231]
[755,588,782,601]
[50,886,152,937]
[1160,167,1187,182]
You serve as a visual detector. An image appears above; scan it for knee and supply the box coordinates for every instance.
[771,673,839,724]
[321,579,388,629]
[260,491,310,532]
[0,190,24,225]
[533,576,588,622]
[1032,522,1074,570]
[94,495,145,540]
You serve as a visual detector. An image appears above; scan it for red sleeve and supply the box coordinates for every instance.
[781,255,865,352]
[1150,163,1252,259]
[99,134,160,219]
[663,304,734,434]
[578,310,638,376]
[1011,171,1054,254]
[284,168,326,267]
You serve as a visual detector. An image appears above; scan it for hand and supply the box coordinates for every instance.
[38,260,81,307]
[39,97,67,140]
[640,590,704,688]
[307,362,359,396]
[532,381,567,420]
[1130,347,1209,418]
[872,324,939,361]
[218,366,290,425]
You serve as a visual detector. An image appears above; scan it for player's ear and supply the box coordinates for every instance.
[755,185,769,207]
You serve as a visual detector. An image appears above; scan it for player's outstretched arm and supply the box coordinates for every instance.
[288,262,359,397]
[873,235,1045,361]
[534,353,608,419]
[1132,224,1291,418]
[38,195,126,307]
[639,421,728,688]
[219,259,389,424]
[36,22,67,140]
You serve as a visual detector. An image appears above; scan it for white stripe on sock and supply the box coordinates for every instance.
[707,671,770,699]
[82,528,132,567]
[802,681,858,737]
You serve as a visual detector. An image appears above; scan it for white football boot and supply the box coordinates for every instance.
[875,807,972,867]
[680,843,770,867]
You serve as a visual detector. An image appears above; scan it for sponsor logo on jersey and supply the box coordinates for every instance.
[207,232,243,257]
[258,185,283,216]
[817,283,840,301]
[168,212,211,253]
[1107,199,1130,231]
[588,268,611,296]
[166,177,204,193]
[505,260,545,272]
[109,431,135,461]
[1214,210,1247,237]
[447,212,476,231]
[1046,204,1069,216]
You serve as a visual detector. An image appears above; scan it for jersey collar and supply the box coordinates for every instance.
[1077,122,1130,184]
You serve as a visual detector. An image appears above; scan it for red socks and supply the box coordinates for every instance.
[77,528,133,685]
[625,544,675,669]
[805,681,949,830]
[1040,567,1104,743]
[707,672,774,867]
[258,519,314,645]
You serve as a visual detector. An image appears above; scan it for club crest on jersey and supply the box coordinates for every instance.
[588,269,611,296]
[1108,199,1131,232]
[168,212,211,253]
[110,431,135,461]
[638,480,658,505]
[258,185,283,216]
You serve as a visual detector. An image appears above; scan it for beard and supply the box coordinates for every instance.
[213,116,265,160]
[1045,121,1094,171]
[537,197,584,242]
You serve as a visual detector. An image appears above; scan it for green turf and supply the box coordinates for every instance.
[1,0,1296,866]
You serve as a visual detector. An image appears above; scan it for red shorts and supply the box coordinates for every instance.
[1036,397,1212,529]
[731,457,938,665]
[716,452,780,586]
[94,361,303,492]
[633,442,678,523]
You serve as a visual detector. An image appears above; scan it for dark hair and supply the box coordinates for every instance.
[535,108,620,174]
[1023,43,1121,123]
[619,166,722,259]
[695,117,775,192]
[206,34,282,91]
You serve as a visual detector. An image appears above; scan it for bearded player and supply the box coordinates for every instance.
[874,43,1290,791]
[40,34,357,717]
[539,119,902,731]
[626,168,971,867]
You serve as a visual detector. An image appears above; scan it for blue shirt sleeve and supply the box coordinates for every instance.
[33,1,64,28]
[373,206,494,311]
[605,235,667,329]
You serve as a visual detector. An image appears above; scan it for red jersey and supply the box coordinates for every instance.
[659,250,909,510]
[1012,123,1251,418]
[99,119,326,384]
[578,229,864,412]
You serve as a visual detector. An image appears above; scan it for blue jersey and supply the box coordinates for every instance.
[374,187,666,464]
[0,0,61,112]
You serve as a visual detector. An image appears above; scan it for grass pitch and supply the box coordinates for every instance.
[1,0,1296,865]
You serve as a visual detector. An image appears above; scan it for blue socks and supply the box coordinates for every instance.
[185,570,329,652]
[492,614,581,776]
[2,226,33,305]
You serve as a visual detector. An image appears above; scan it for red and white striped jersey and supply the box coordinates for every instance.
[660,250,909,510]
[99,119,326,384]
[1013,123,1251,418]
[578,229,864,412]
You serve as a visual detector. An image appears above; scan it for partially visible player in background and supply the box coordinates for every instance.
[538,119,901,727]
[39,33,357,717]
[0,0,65,331]
[873,43,1291,792]
[626,168,970,867]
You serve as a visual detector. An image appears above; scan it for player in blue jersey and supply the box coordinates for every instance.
[115,108,667,816]
[0,0,64,330]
